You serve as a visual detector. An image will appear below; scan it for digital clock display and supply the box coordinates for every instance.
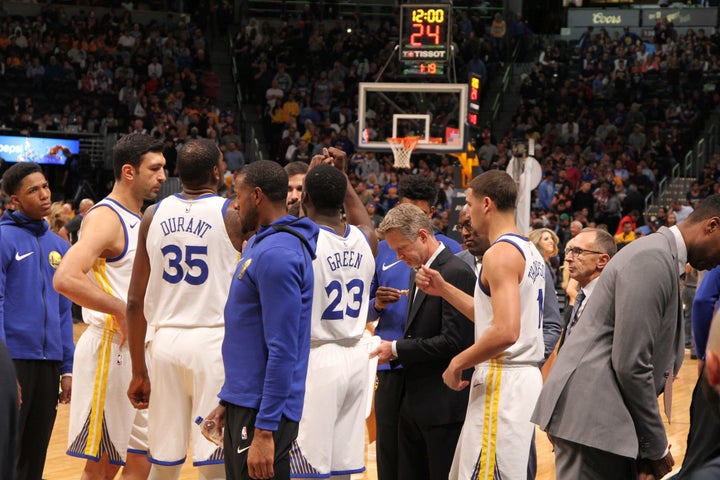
[399,4,450,76]
[402,62,445,76]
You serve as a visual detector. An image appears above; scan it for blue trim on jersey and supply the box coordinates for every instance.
[93,200,135,262]
[500,233,528,240]
[478,275,491,296]
[148,455,186,466]
[154,197,166,215]
[221,198,231,216]
[317,224,356,240]
[175,192,218,201]
[194,459,225,466]
[102,197,142,220]
[66,450,126,466]
[492,238,526,260]
[331,467,366,475]
[127,448,148,455]
[290,474,328,479]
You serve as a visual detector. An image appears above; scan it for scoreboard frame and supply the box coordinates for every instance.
[398,4,451,77]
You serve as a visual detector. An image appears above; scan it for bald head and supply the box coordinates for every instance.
[78,198,95,214]
[570,221,583,237]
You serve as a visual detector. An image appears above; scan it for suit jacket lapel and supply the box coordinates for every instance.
[405,248,449,333]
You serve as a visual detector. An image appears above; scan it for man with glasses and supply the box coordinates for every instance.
[557,228,617,350]
[534,196,720,479]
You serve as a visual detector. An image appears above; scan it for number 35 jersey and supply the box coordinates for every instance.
[311,224,375,342]
[145,193,238,329]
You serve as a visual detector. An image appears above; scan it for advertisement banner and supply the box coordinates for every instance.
[0,135,79,165]
[568,9,640,28]
[642,8,718,27]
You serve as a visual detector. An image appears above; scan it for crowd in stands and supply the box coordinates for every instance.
[0,3,242,189]
[232,10,720,285]
[5,3,720,290]
[231,5,511,160]
[501,19,720,278]
[229,3,514,237]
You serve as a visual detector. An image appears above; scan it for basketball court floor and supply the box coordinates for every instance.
[40,323,699,479]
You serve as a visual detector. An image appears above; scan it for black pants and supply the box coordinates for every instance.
[673,368,720,479]
[396,380,463,480]
[14,359,60,480]
[375,369,403,480]
[224,404,298,480]
[0,342,18,480]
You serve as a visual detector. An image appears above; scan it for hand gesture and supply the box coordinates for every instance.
[374,286,405,310]
[127,372,151,409]
[248,429,275,479]
[201,404,226,445]
[442,359,469,391]
[369,340,395,365]
[415,265,446,297]
[59,375,72,404]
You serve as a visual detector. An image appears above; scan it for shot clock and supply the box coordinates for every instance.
[399,4,451,77]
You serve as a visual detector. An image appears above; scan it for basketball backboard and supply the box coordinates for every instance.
[357,82,468,153]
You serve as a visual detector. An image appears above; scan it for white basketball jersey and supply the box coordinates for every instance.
[82,198,141,332]
[144,193,238,329]
[475,233,545,364]
[310,224,375,342]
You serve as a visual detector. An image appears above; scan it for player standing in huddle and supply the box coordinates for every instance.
[208,160,319,480]
[126,138,244,480]
[415,171,546,480]
[369,174,461,480]
[290,156,377,479]
[54,133,166,480]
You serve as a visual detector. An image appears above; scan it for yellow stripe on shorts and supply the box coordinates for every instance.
[84,260,117,456]
[475,359,503,480]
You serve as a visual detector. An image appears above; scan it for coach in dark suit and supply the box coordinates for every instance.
[371,203,475,480]
[533,195,720,479]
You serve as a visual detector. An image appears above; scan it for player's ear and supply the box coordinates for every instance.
[427,205,436,219]
[121,163,136,181]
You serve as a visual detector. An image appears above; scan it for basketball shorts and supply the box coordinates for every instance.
[449,360,542,480]
[147,327,225,466]
[290,339,372,478]
[67,325,149,465]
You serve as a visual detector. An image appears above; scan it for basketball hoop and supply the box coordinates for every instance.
[387,137,419,169]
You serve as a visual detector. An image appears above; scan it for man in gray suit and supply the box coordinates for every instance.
[533,195,720,479]
[557,228,616,350]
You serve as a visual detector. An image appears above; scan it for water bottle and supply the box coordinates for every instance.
[195,416,223,446]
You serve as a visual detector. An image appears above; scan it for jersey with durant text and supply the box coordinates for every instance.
[144,193,238,328]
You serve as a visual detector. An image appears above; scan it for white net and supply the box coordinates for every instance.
[387,137,418,169]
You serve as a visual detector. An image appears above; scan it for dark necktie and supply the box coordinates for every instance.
[566,289,586,338]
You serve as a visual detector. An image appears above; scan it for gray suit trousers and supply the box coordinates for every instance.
[551,435,637,480]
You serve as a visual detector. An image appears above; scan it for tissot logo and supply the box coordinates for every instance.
[592,12,622,24]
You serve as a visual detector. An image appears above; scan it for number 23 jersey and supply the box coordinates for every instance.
[311,224,375,342]
[144,193,238,329]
